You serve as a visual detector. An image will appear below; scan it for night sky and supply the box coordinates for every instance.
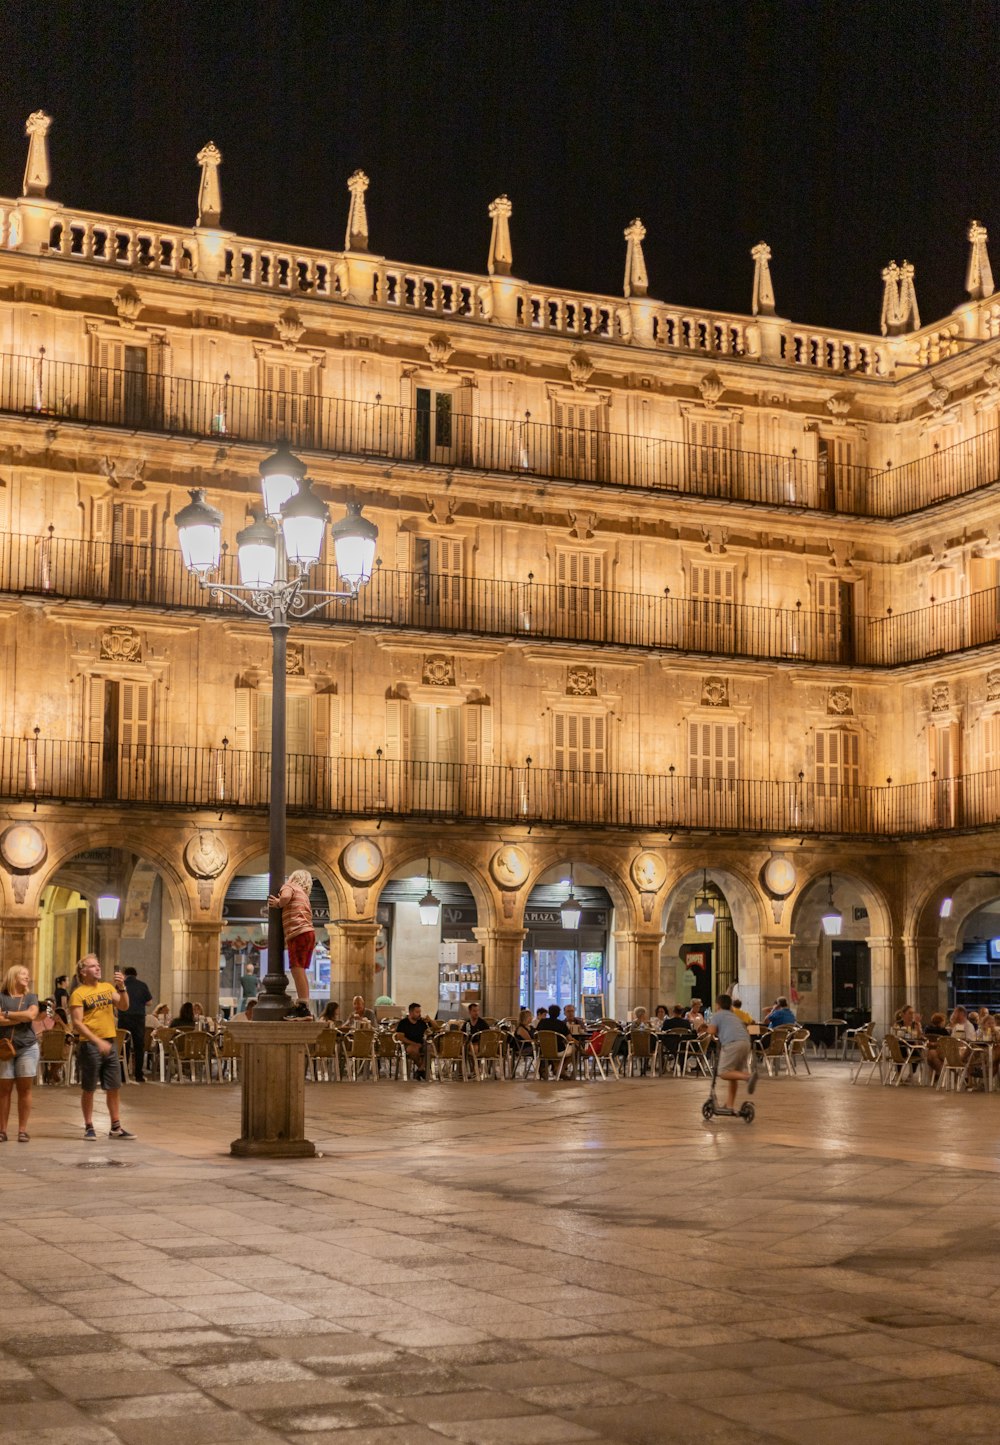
[4,0,1000,335]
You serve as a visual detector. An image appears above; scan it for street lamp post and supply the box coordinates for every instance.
[175,441,377,1155]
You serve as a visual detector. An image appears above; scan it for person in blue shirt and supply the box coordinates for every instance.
[764,996,796,1027]
[708,993,756,1110]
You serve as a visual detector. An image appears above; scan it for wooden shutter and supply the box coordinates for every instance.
[688,720,739,782]
[556,550,604,625]
[435,705,460,764]
[233,686,253,753]
[314,691,341,758]
[983,714,1000,774]
[262,359,312,442]
[464,703,493,764]
[385,698,411,759]
[119,680,152,748]
[118,503,153,548]
[553,399,602,479]
[554,712,606,772]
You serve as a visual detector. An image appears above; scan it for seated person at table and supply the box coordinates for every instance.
[462,1002,489,1046]
[536,1004,571,1077]
[230,998,256,1024]
[349,996,375,1028]
[950,1006,976,1043]
[730,994,755,1026]
[563,1005,587,1042]
[170,1001,197,1030]
[658,1006,697,1066]
[394,1002,430,1080]
[321,1001,341,1026]
[922,1011,948,1079]
[151,1003,171,1031]
[535,1006,550,1027]
[686,998,706,1028]
[764,996,796,1027]
[654,1004,669,1026]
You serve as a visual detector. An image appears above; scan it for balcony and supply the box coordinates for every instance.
[4,735,999,838]
[3,352,1000,518]
[4,530,1000,669]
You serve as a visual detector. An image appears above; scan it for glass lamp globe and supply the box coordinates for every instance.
[560,892,582,930]
[174,488,222,575]
[259,441,306,519]
[280,475,329,570]
[693,899,716,934]
[96,894,121,921]
[235,510,277,591]
[331,502,378,590]
[418,886,441,927]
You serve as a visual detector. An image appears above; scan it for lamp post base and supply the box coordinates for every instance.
[225,1021,324,1160]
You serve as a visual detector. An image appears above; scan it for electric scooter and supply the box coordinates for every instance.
[701,1045,756,1123]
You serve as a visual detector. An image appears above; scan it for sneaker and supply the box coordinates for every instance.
[747,1071,758,1095]
[109,1125,136,1140]
[84,1124,97,1140]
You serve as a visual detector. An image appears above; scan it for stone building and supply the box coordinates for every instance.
[1,111,999,1029]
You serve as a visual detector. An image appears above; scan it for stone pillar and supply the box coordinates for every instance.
[740,933,792,1022]
[96,918,122,972]
[332,920,380,1006]
[612,930,664,1016]
[226,1021,323,1159]
[473,926,526,1020]
[0,914,40,977]
[169,920,222,1016]
[869,935,903,1035]
[903,934,940,1021]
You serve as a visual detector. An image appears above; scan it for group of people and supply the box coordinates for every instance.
[0,956,136,1143]
[892,1002,1000,1082]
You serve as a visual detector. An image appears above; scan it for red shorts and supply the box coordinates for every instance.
[287,930,315,971]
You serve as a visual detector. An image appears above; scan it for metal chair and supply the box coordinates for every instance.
[583,1028,621,1080]
[430,1028,473,1081]
[756,1026,795,1077]
[346,1028,378,1081]
[785,1027,812,1075]
[473,1029,505,1080]
[36,1028,72,1085]
[625,1028,657,1077]
[152,1026,179,1083]
[217,1030,242,1082]
[850,1029,883,1084]
[936,1035,971,1091]
[114,1028,133,1084]
[535,1028,573,1080]
[309,1029,341,1082]
[170,1029,216,1083]
[376,1029,404,1079]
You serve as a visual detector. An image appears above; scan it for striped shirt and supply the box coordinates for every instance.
[276,883,313,940]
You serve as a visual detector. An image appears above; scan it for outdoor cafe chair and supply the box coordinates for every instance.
[842,1019,873,1061]
[879,1032,916,1086]
[850,1029,883,1084]
[936,1035,971,1092]
[346,1027,378,1081]
[170,1029,216,1083]
[535,1028,575,1080]
[36,1027,72,1085]
[114,1028,134,1084]
[625,1028,658,1078]
[583,1027,621,1080]
[756,1026,795,1077]
[785,1027,812,1075]
[430,1028,473,1082]
[376,1029,404,1079]
[473,1029,505,1080]
[217,1030,242,1082]
[152,1026,179,1083]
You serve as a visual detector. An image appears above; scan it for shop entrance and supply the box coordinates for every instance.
[520,876,611,1013]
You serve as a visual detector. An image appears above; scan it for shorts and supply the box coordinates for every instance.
[0,1043,39,1080]
[287,930,315,971]
[719,1040,751,1073]
[78,1040,123,1093]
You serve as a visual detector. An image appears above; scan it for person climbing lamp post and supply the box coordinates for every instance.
[174,441,377,1155]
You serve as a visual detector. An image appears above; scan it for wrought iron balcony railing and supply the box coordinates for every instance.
[5,530,1000,669]
[3,351,1000,519]
[2,735,997,837]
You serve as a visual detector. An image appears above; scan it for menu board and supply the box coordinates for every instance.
[582,993,605,1025]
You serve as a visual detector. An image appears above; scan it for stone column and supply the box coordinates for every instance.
[96,918,122,972]
[169,920,222,1016]
[0,914,40,976]
[740,933,792,1022]
[612,930,664,1016]
[332,921,380,1006]
[869,935,903,1035]
[903,934,941,1021]
[473,926,526,1020]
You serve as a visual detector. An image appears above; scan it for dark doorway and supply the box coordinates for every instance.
[831,939,871,1022]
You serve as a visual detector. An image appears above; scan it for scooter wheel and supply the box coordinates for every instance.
[740,1102,755,1123]
[701,1099,715,1120]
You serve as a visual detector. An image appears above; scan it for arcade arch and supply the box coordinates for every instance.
[520,860,619,1016]
[219,850,334,1014]
[789,869,895,1029]
[659,865,766,1015]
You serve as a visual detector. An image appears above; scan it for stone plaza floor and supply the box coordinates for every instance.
[3,1061,1000,1444]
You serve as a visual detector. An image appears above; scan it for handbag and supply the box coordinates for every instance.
[0,996,16,1059]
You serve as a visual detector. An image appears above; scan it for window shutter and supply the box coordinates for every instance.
[87,676,106,744]
[314,691,340,758]
[412,703,431,762]
[120,503,153,547]
[436,705,460,764]
[385,698,411,759]
[984,714,1000,774]
[92,497,113,541]
[396,530,412,572]
[119,680,152,748]
[233,686,253,753]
